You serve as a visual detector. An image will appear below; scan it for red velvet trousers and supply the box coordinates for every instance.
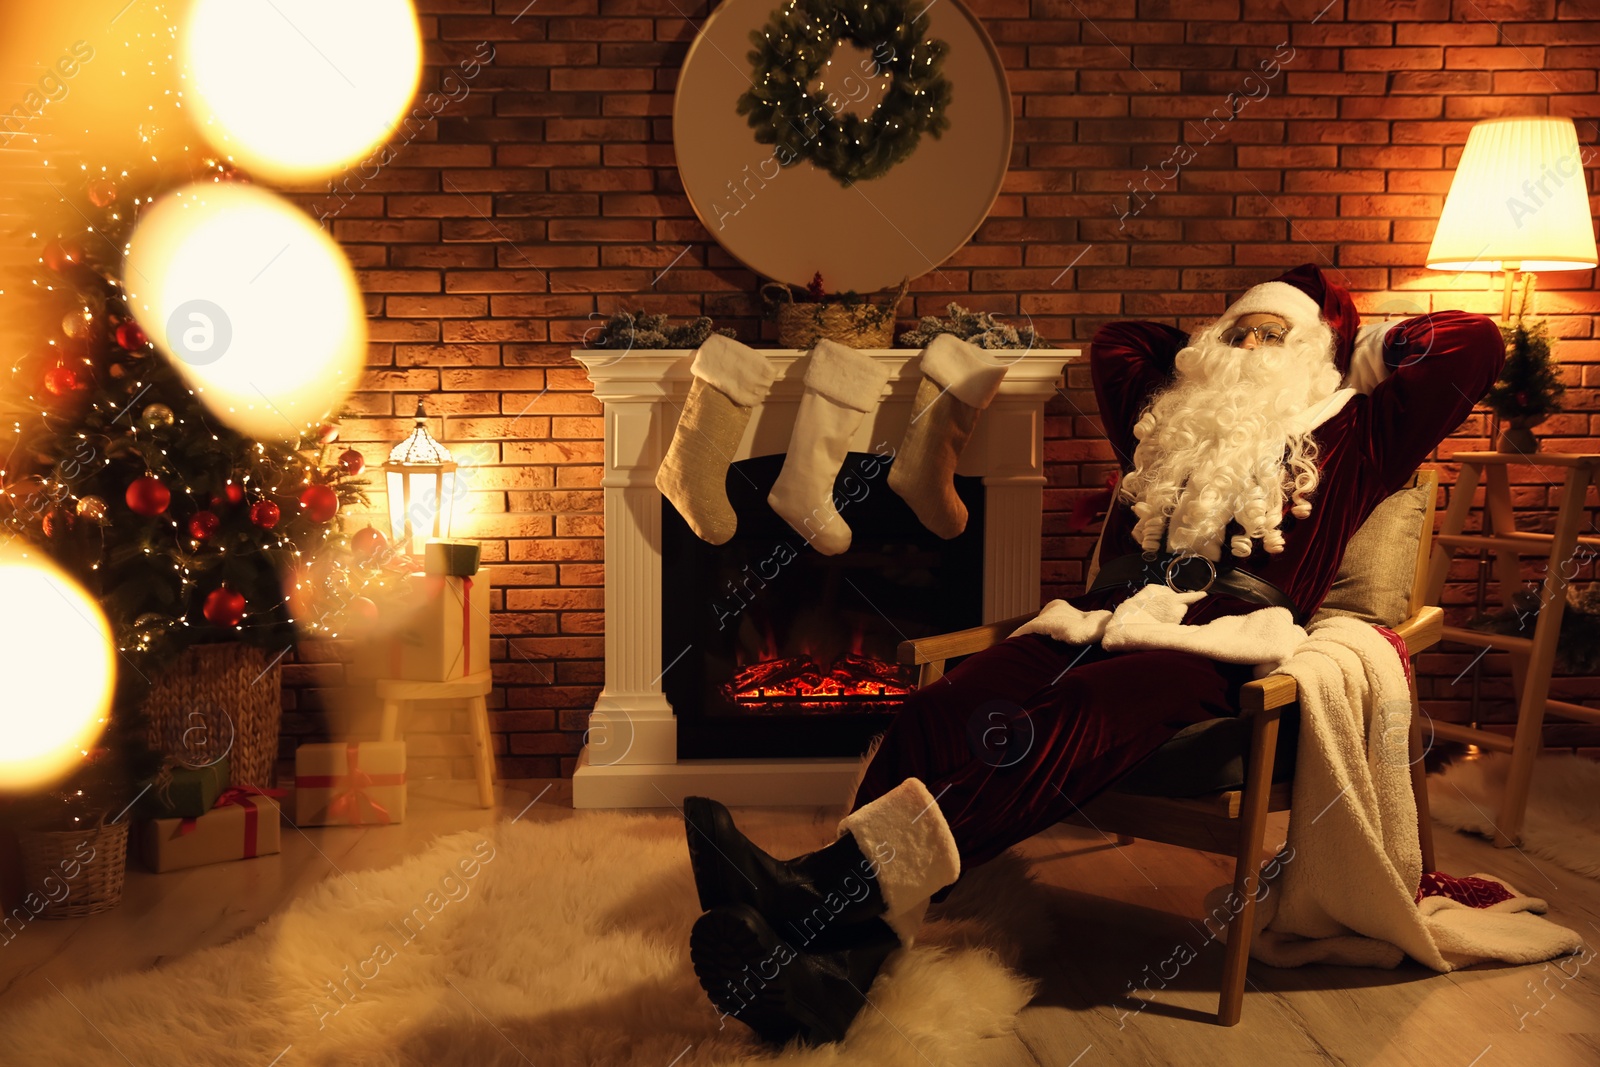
[851,633,1257,873]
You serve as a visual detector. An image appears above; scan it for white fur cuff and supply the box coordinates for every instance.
[690,333,775,409]
[805,340,891,412]
[919,333,1010,409]
[1345,320,1402,395]
[1100,594,1309,670]
[1010,599,1112,645]
[837,777,961,946]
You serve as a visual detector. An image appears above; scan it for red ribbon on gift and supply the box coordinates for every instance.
[295,743,404,825]
[176,784,287,855]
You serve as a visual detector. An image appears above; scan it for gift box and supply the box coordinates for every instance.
[349,567,490,682]
[425,539,481,578]
[141,788,282,873]
[294,741,407,826]
[135,756,231,820]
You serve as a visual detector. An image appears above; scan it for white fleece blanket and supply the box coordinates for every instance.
[1232,615,1584,970]
[1013,591,1585,970]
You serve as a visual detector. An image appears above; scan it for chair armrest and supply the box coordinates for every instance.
[1240,674,1298,716]
[1392,605,1444,655]
[1239,605,1445,716]
[897,612,1039,666]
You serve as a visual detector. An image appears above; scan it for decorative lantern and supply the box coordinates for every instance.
[384,399,457,555]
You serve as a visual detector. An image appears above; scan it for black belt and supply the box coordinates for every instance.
[1088,550,1307,626]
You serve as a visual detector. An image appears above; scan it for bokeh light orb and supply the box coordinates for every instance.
[0,554,115,792]
[184,0,423,181]
[124,181,367,441]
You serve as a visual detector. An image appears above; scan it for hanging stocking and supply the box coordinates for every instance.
[888,334,1010,538]
[768,340,890,555]
[656,334,776,544]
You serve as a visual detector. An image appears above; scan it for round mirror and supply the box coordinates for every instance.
[674,0,1012,294]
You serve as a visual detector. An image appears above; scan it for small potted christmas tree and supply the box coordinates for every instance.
[1489,277,1567,455]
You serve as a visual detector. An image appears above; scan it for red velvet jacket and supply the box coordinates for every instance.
[1068,311,1506,624]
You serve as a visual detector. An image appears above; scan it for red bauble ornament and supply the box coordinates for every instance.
[43,507,75,538]
[316,423,340,445]
[125,474,171,517]
[187,510,221,541]
[210,483,246,510]
[115,320,148,351]
[43,363,80,395]
[351,525,387,559]
[41,238,84,273]
[202,586,246,627]
[88,179,118,208]
[336,448,365,476]
[299,484,338,523]
[249,500,280,529]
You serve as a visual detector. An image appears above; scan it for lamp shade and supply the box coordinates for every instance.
[1427,116,1598,273]
[383,400,457,555]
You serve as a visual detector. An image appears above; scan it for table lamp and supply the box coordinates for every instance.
[1426,116,1598,322]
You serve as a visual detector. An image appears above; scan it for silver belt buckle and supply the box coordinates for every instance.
[1164,553,1216,594]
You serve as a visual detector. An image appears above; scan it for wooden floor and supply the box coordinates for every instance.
[3,778,1597,1066]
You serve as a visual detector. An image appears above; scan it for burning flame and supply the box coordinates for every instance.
[722,653,913,707]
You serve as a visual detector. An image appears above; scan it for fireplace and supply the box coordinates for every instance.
[573,346,1072,808]
[663,452,985,760]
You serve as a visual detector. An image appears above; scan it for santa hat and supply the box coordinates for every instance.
[1217,263,1362,378]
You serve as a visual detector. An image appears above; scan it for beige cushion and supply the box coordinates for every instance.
[1312,480,1431,628]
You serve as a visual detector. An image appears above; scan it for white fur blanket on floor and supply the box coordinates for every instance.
[1232,615,1585,970]
[0,813,1035,1067]
[1427,751,1600,879]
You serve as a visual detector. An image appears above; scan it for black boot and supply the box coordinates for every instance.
[683,795,887,930]
[690,903,902,1046]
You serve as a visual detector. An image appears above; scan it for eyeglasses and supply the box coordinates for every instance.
[1222,323,1290,347]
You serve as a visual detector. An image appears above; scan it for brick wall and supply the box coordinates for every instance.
[284,0,1600,779]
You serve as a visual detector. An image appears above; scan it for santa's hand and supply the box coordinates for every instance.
[1109,584,1207,628]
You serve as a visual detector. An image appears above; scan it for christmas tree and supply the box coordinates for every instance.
[0,160,393,824]
[1488,274,1566,426]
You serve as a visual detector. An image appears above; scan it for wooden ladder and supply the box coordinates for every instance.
[1423,451,1600,847]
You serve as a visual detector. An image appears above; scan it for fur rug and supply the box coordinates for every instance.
[1428,753,1600,879]
[0,812,1037,1067]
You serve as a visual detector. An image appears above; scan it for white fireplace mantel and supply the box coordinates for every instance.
[572,346,1078,808]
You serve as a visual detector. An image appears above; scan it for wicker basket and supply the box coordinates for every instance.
[144,643,283,788]
[17,817,129,918]
[761,277,909,349]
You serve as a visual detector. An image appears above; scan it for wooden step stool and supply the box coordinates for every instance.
[1423,451,1600,847]
[375,670,496,808]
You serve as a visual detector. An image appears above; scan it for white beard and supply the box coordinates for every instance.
[1117,320,1344,562]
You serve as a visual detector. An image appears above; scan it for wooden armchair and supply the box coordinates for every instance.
[897,470,1443,1026]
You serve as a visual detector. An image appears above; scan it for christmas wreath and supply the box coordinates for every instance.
[736,0,953,187]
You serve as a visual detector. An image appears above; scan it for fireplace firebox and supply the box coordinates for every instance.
[663,452,984,760]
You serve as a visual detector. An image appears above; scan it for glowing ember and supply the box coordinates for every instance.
[722,654,915,708]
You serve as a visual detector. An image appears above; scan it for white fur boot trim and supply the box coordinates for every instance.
[837,777,961,947]
[919,333,1010,409]
[690,333,776,409]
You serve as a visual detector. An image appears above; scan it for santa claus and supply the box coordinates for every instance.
[680,264,1507,1045]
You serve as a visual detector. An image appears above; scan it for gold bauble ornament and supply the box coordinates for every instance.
[75,495,109,522]
[142,403,176,427]
[61,308,93,340]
